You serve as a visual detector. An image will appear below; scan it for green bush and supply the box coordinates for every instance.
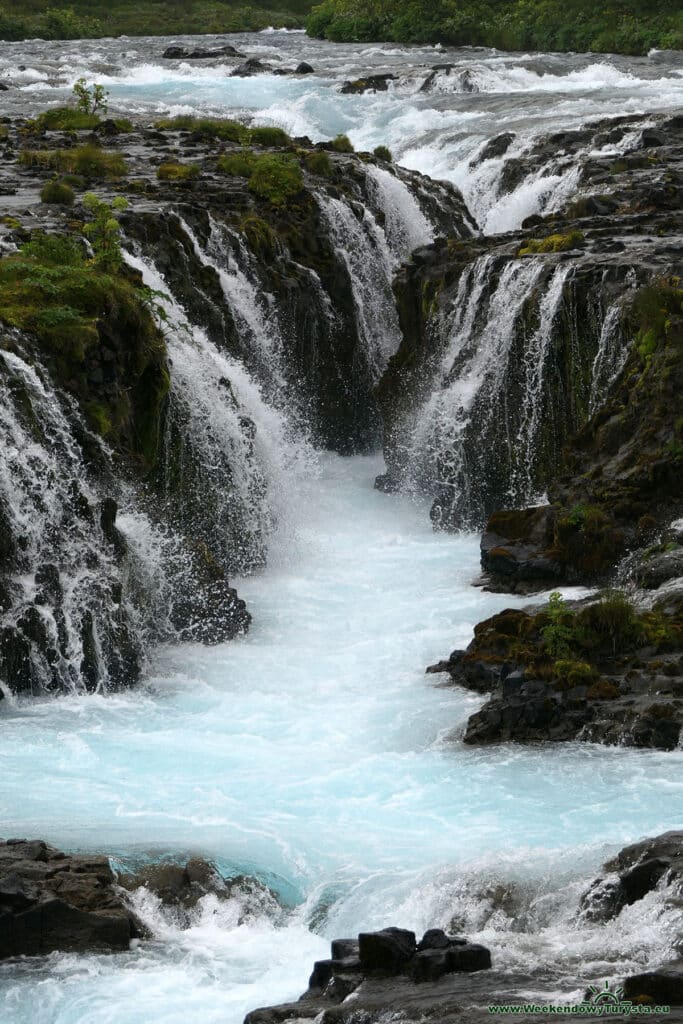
[249,125,291,147]
[155,116,245,143]
[156,161,200,182]
[217,151,257,177]
[248,154,304,206]
[20,144,127,179]
[304,150,333,176]
[40,179,75,205]
[330,133,354,153]
[33,107,100,131]
[373,144,393,162]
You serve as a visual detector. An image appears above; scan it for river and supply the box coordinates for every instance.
[0,28,682,1024]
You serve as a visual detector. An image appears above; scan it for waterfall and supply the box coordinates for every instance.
[364,165,435,261]
[399,256,548,520]
[124,251,316,575]
[589,303,629,414]
[0,346,141,694]
[317,194,402,380]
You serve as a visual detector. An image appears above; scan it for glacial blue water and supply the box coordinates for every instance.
[1,455,682,1023]
[1,28,682,1024]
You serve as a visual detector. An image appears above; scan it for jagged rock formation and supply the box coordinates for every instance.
[0,115,472,697]
[0,838,141,957]
[245,927,492,1023]
[376,113,682,534]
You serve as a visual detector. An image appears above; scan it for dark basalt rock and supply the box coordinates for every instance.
[162,44,244,60]
[232,58,273,77]
[624,960,683,1005]
[582,831,683,923]
[358,926,416,973]
[340,74,396,94]
[0,839,140,958]
[246,926,491,1022]
[295,62,315,75]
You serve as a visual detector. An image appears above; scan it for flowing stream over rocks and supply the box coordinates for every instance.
[0,28,682,1024]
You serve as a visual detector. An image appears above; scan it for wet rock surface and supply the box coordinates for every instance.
[581,830,683,922]
[0,839,140,958]
[245,927,492,1023]
[429,586,683,749]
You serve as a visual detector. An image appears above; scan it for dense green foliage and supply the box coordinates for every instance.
[40,179,76,205]
[248,154,304,204]
[307,0,682,55]
[0,0,312,39]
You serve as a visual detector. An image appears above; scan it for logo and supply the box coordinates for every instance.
[487,978,671,1016]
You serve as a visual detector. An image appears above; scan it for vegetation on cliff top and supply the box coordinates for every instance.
[0,216,168,456]
[0,0,312,40]
[307,0,682,56]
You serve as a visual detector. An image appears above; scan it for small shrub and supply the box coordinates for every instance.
[373,144,392,161]
[40,179,75,205]
[34,107,100,131]
[586,680,620,700]
[579,590,640,653]
[540,592,576,660]
[73,78,108,116]
[155,116,245,143]
[553,659,598,688]
[249,125,291,147]
[248,154,303,206]
[217,151,257,177]
[82,193,128,270]
[330,133,354,153]
[21,145,126,179]
[304,150,333,177]
[156,161,200,182]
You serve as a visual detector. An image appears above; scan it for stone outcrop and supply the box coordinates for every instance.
[581,830,683,923]
[429,588,683,749]
[245,927,491,1023]
[0,838,141,958]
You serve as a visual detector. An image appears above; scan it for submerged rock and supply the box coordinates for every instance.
[162,44,245,60]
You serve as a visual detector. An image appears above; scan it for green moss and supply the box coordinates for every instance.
[249,125,291,147]
[304,150,333,177]
[330,134,354,153]
[248,154,304,206]
[239,214,279,259]
[217,150,257,177]
[637,326,658,361]
[373,144,393,162]
[156,161,200,182]
[32,107,101,131]
[517,230,585,256]
[19,144,127,179]
[83,400,113,436]
[154,115,245,143]
[40,179,75,205]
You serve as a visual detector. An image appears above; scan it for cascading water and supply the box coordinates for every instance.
[124,249,316,575]
[1,28,682,1024]
[0,345,143,694]
[316,193,404,380]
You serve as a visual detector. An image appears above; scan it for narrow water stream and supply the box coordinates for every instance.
[1,456,682,1022]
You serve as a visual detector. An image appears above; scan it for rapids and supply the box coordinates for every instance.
[0,27,682,1024]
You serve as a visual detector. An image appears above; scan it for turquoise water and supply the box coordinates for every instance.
[1,455,681,1023]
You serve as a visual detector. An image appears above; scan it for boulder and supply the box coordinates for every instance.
[232,58,273,77]
[0,838,139,958]
[581,831,683,922]
[624,960,683,1004]
[358,926,416,974]
[295,62,315,75]
[340,74,396,94]
[162,44,244,60]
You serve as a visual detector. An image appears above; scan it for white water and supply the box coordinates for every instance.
[1,30,683,1024]
[3,34,682,232]
[1,455,682,1023]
